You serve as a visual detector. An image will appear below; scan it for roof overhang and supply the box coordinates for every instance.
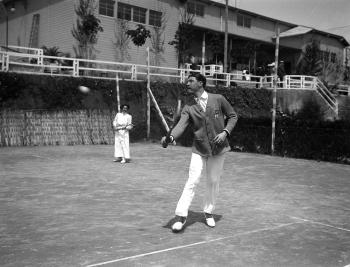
[277,26,313,38]
[272,26,350,47]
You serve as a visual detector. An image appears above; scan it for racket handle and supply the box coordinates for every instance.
[162,141,169,148]
[162,134,173,148]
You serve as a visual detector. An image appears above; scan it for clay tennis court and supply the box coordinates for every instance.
[0,143,349,267]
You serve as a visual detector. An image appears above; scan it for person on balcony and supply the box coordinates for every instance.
[242,69,251,81]
[189,54,200,74]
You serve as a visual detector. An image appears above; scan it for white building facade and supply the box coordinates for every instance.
[0,0,348,74]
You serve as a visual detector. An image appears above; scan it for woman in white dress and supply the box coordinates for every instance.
[113,104,133,163]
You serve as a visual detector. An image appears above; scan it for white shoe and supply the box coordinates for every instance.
[171,216,187,232]
[120,159,126,164]
[204,213,215,228]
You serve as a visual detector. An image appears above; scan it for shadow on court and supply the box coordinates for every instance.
[163,211,223,233]
[0,143,349,267]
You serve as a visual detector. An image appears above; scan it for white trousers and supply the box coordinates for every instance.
[175,152,226,217]
[114,132,130,159]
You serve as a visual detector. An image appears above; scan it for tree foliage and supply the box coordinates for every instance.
[296,39,322,76]
[113,19,131,62]
[126,24,151,47]
[41,46,63,57]
[150,10,167,66]
[168,9,195,66]
[207,33,224,64]
[71,0,103,60]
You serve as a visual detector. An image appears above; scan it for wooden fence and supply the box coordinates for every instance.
[0,110,116,146]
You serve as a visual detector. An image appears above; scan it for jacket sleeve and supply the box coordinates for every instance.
[170,105,190,140]
[220,95,238,135]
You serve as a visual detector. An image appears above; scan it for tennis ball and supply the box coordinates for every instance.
[78,85,90,93]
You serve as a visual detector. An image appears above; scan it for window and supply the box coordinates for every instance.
[149,10,162,27]
[133,6,146,24]
[187,1,204,17]
[237,14,243,26]
[331,52,336,63]
[117,2,132,21]
[321,51,330,62]
[244,16,251,28]
[237,14,251,28]
[117,3,148,24]
[99,0,115,17]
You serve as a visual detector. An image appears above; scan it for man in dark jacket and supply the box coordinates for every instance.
[161,73,238,232]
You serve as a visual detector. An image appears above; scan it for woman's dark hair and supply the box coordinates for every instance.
[188,73,206,88]
[120,104,130,110]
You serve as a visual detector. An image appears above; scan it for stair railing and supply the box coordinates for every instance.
[314,78,338,115]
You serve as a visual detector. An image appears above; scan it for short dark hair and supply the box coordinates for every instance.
[188,73,206,88]
[120,104,130,110]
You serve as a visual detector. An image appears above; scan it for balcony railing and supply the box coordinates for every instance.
[1,45,340,115]
[0,45,323,91]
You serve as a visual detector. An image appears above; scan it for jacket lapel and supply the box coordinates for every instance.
[205,93,213,114]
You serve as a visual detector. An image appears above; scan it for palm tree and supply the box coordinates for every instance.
[41,46,63,63]
[296,40,322,76]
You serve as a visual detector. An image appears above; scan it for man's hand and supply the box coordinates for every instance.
[161,135,174,148]
[213,131,227,146]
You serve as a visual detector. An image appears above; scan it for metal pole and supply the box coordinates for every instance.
[202,32,205,75]
[116,74,120,113]
[271,27,280,154]
[146,47,151,139]
[6,14,8,49]
[224,0,228,73]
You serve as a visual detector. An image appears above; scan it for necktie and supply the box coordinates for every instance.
[197,97,206,111]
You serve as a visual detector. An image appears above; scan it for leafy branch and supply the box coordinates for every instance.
[127,24,151,47]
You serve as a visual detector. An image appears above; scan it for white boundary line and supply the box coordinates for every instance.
[291,214,350,267]
[86,222,297,267]
[289,216,350,232]
[30,154,55,161]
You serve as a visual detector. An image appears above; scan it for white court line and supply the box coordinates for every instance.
[86,222,298,267]
[30,155,55,161]
[289,216,350,232]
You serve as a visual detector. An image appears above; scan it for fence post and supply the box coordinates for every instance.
[131,65,136,80]
[0,53,4,71]
[73,59,79,77]
[313,77,317,89]
[301,76,305,88]
[225,73,230,87]
[4,54,9,71]
[38,49,43,66]
[180,69,185,83]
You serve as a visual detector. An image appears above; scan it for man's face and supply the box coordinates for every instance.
[186,76,202,94]
[122,106,128,112]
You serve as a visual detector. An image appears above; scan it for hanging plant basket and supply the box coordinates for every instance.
[127,24,151,47]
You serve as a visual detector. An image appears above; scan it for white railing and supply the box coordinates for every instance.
[314,78,338,114]
[0,46,333,93]
[0,47,338,115]
[284,75,316,89]
[336,84,350,96]
[184,63,223,77]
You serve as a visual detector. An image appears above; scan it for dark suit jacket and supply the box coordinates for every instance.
[171,92,238,157]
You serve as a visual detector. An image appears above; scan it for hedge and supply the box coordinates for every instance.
[1,72,349,164]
